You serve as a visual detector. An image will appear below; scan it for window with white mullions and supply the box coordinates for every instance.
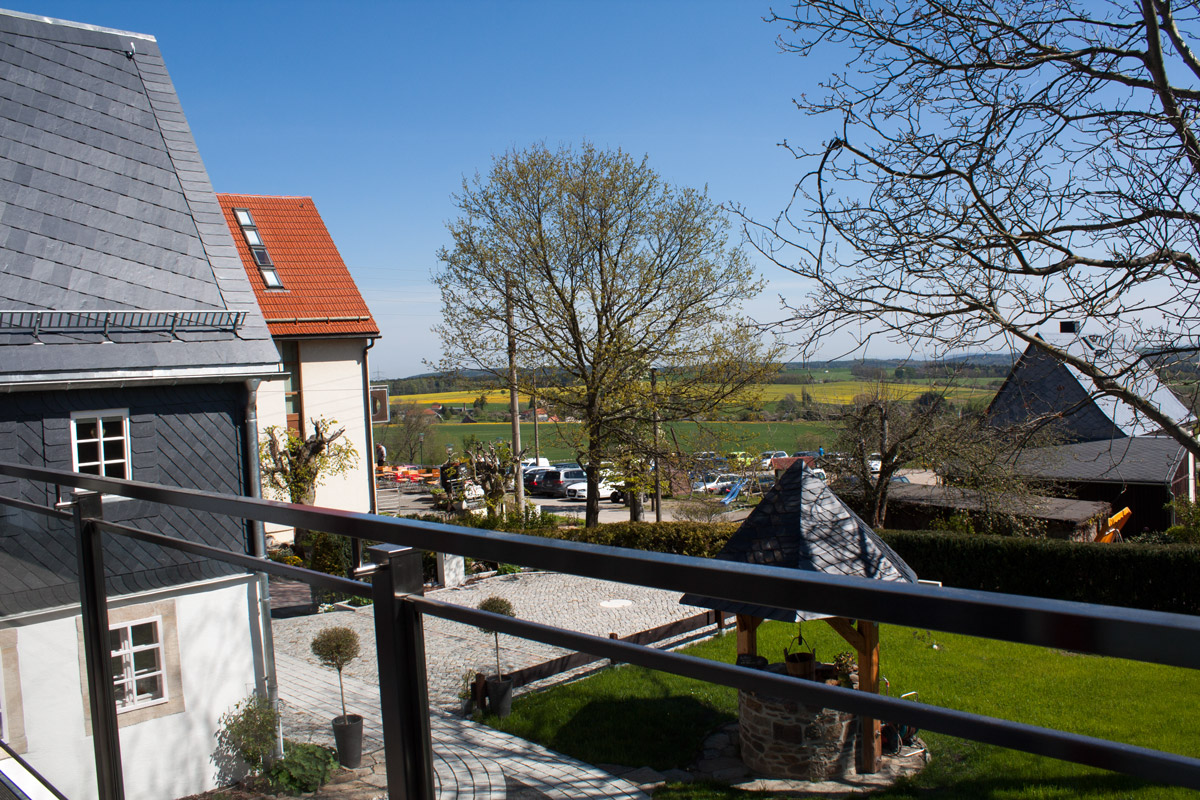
[109,618,166,712]
[71,410,130,480]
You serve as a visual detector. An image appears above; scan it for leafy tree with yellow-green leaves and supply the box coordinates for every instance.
[435,142,779,526]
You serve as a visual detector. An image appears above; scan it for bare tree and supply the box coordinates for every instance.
[385,402,434,464]
[834,385,1051,528]
[750,0,1200,458]
[435,142,779,526]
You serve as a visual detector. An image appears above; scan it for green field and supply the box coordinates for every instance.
[372,420,838,464]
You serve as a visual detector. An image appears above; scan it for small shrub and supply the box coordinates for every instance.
[267,740,336,794]
[478,596,516,677]
[671,497,731,524]
[217,694,278,776]
[307,531,350,577]
[311,626,361,718]
[1164,497,1200,544]
[497,563,521,575]
[267,546,302,567]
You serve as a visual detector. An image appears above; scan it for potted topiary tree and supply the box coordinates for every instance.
[310,626,362,768]
[477,595,516,716]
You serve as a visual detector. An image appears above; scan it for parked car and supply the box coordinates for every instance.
[868,453,882,475]
[523,467,551,492]
[725,451,754,469]
[701,473,741,494]
[792,450,820,459]
[564,479,621,502]
[539,467,587,497]
[759,450,789,469]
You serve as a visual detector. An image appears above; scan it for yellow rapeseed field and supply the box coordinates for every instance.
[391,381,995,408]
[756,381,994,404]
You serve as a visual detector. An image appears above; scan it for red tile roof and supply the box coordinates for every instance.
[216,194,380,339]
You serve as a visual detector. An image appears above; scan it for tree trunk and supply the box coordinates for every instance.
[628,490,645,522]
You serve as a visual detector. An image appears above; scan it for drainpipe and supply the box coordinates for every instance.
[358,338,378,569]
[243,378,284,758]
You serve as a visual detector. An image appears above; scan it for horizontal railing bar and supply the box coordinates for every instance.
[0,494,71,520]
[3,464,1199,671]
[418,597,1200,790]
[0,737,71,800]
[92,520,370,596]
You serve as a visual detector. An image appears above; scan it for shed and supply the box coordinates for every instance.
[681,461,917,772]
[884,484,1111,540]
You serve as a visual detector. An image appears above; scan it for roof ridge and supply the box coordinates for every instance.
[0,7,156,42]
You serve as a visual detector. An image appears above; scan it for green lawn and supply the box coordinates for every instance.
[486,620,1200,798]
[373,420,840,464]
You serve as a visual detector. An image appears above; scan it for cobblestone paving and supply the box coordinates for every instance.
[270,571,706,798]
[272,571,703,711]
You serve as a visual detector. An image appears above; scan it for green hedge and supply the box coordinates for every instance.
[880,531,1200,616]
[529,522,1198,616]
[530,521,738,559]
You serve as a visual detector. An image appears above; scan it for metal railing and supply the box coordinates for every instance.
[2,461,1200,799]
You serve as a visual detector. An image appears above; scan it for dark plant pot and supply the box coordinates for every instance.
[485,676,513,717]
[332,713,363,768]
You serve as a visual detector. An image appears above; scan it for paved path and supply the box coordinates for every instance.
[275,651,646,799]
[271,572,710,798]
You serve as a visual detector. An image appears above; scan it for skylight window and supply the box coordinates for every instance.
[251,247,273,267]
[232,207,283,289]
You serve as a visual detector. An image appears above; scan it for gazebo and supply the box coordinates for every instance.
[681,461,918,773]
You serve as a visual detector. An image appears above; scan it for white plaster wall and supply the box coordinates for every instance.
[296,338,373,514]
[1,577,262,800]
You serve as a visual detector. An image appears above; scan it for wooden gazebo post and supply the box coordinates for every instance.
[826,617,881,773]
[735,613,762,656]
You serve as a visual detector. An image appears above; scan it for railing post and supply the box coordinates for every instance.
[366,544,434,800]
[73,492,125,800]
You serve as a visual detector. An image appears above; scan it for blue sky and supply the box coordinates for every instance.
[11,1,845,378]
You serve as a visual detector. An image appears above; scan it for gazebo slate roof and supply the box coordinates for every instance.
[681,462,917,623]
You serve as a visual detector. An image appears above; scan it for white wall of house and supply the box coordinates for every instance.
[298,338,372,513]
[0,576,261,800]
[256,337,373,545]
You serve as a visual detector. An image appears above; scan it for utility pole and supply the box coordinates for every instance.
[532,373,540,462]
[506,276,524,510]
[651,366,662,523]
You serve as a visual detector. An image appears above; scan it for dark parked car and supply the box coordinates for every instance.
[523,467,551,492]
[537,468,587,497]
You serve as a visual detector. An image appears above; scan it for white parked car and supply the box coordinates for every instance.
[868,453,882,475]
[702,473,741,494]
[759,450,789,469]
[564,479,621,502]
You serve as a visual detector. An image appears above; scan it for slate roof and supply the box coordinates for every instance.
[681,462,917,623]
[216,194,379,339]
[885,483,1110,524]
[0,10,280,388]
[1011,436,1187,486]
[987,335,1192,441]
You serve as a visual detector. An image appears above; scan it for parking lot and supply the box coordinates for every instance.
[382,485,751,524]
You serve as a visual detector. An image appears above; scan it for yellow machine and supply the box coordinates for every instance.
[1097,507,1132,543]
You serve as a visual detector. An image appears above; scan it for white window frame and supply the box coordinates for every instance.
[109,616,168,713]
[70,409,131,481]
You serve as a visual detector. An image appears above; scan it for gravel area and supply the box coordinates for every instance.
[271,571,707,710]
